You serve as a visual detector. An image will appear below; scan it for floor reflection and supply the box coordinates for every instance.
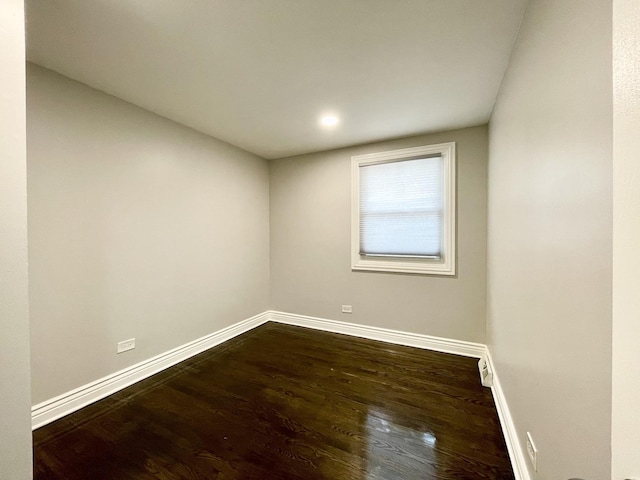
[365,409,438,479]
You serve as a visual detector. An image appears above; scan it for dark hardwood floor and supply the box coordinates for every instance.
[33,322,514,479]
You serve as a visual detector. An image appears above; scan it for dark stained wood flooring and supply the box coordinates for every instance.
[33,322,514,479]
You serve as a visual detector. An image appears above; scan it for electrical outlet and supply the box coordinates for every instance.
[478,356,493,387]
[341,305,353,313]
[526,432,538,472]
[117,338,135,354]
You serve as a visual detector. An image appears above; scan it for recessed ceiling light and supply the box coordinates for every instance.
[319,114,340,128]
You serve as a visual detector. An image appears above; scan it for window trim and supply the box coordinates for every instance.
[351,142,456,276]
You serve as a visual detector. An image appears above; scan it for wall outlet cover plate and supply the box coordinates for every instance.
[117,338,136,354]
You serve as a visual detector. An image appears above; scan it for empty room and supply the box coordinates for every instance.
[1,1,639,479]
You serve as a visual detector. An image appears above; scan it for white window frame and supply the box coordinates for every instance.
[351,142,456,276]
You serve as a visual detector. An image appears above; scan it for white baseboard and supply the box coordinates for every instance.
[270,311,528,479]
[31,309,529,480]
[31,312,270,430]
[269,310,486,358]
[485,348,532,480]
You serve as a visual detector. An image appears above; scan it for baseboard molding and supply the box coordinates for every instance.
[485,348,532,480]
[270,311,528,479]
[31,309,529,480]
[269,310,486,358]
[31,312,270,430]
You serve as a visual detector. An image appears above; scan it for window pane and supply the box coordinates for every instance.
[359,157,443,257]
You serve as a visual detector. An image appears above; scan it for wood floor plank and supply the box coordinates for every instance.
[33,322,514,479]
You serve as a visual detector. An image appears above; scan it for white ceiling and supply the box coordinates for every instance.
[26,1,527,159]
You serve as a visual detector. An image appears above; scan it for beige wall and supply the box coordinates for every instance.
[27,65,270,404]
[612,0,640,477]
[487,0,612,478]
[0,1,33,477]
[270,126,488,342]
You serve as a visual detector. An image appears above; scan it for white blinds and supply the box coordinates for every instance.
[359,156,443,258]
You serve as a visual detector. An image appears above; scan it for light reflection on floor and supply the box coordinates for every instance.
[365,409,438,479]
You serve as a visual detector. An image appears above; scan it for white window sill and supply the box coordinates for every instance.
[352,256,455,276]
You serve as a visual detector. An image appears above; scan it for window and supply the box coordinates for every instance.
[351,142,456,275]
